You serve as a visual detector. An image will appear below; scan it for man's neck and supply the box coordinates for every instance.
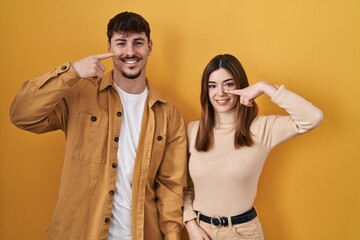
[112,70,147,94]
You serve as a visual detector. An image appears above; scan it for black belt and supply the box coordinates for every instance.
[196,207,257,228]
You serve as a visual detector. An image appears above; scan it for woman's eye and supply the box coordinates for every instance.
[208,85,216,89]
[224,83,235,88]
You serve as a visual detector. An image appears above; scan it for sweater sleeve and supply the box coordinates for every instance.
[183,121,199,222]
[253,85,323,148]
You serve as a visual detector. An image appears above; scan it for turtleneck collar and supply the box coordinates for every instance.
[214,109,236,128]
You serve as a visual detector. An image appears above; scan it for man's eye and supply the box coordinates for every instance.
[117,42,126,47]
[134,42,144,46]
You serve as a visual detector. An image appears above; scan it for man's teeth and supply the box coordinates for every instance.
[124,59,138,64]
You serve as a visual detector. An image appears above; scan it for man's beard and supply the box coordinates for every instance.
[122,70,142,79]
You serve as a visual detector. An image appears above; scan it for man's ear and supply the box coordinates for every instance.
[107,41,111,52]
[148,40,153,56]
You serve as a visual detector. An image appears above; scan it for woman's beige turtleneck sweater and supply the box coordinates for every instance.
[183,85,323,222]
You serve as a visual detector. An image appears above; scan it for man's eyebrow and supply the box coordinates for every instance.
[133,37,145,41]
[114,38,126,42]
[114,37,145,42]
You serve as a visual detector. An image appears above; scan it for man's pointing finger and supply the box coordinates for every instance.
[94,52,117,60]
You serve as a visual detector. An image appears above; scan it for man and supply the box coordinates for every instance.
[10,12,187,240]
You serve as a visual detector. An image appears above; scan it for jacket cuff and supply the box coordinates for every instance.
[58,63,81,87]
[164,231,181,240]
[34,63,81,91]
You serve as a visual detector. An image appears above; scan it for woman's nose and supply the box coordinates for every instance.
[217,86,226,96]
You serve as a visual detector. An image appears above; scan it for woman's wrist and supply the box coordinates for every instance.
[185,219,197,228]
[258,81,278,98]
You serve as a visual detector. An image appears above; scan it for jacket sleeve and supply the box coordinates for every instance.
[154,105,187,240]
[9,63,81,133]
[253,85,323,148]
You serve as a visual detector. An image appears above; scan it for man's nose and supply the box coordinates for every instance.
[125,45,135,56]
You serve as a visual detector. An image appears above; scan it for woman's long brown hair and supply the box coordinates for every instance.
[195,54,258,152]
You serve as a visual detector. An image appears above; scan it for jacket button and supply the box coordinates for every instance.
[61,65,68,71]
[116,111,122,117]
[112,163,117,168]
[104,218,110,223]
[91,116,97,122]
[114,137,119,142]
[157,136,162,141]
[109,190,115,196]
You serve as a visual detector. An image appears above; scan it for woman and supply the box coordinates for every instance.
[183,54,323,240]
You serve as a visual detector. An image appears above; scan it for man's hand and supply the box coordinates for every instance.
[71,52,117,79]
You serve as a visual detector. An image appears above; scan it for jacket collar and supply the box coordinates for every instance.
[98,70,167,105]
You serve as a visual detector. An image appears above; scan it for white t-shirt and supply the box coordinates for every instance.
[108,83,148,239]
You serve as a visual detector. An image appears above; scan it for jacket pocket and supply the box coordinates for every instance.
[72,112,108,163]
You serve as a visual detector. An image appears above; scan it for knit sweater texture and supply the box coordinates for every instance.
[183,85,323,221]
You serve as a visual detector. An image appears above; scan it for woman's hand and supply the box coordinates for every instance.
[225,81,278,106]
[185,219,211,240]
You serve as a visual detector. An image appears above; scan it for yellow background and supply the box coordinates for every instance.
[1,0,359,239]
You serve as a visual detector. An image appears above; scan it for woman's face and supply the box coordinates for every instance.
[208,68,238,113]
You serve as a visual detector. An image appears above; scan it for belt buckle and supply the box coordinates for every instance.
[210,216,222,228]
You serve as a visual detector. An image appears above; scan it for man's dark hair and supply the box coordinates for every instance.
[107,12,151,42]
